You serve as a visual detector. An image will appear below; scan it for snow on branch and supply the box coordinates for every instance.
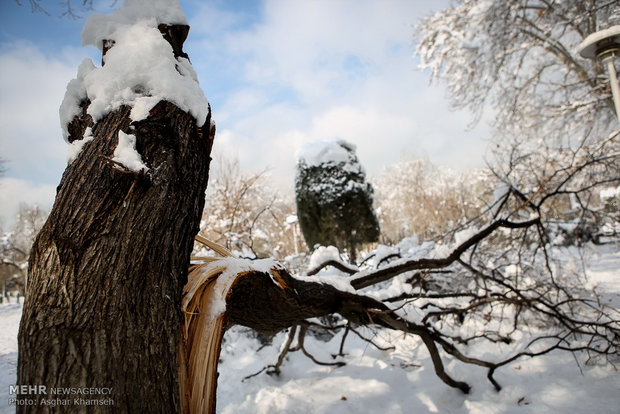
[350,216,540,290]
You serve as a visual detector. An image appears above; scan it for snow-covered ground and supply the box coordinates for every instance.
[215,242,620,413]
[0,301,21,414]
[217,325,618,414]
[1,245,618,413]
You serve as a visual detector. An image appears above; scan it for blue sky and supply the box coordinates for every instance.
[0,0,489,226]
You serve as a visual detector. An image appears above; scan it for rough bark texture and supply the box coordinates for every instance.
[225,270,383,336]
[17,99,213,412]
[223,268,472,394]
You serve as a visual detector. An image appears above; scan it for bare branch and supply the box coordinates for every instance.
[351,217,540,290]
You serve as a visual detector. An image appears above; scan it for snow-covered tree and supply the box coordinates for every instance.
[295,140,380,263]
[417,0,618,138]
[417,0,620,233]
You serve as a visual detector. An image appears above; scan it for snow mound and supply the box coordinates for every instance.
[59,0,208,146]
[308,246,341,269]
[296,139,357,168]
[67,126,94,164]
[82,0,188,50]
[600,185,620,200]
[112,131,148,172]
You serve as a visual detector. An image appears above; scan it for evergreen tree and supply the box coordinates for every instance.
[295,140,380,263]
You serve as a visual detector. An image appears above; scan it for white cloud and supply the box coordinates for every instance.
[0,0,491,226]
[0,177,55,228]
[0,41,92,224]
[0,41,81,185]
[189,0,490,190]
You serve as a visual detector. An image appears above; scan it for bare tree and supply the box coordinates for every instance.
[15,0,114,18]
[373,156,489,243]
[0,236,27,303]
[11,204,48,255]
[416,0,620,230]
[197,157,303,260]
[0,204,49,299]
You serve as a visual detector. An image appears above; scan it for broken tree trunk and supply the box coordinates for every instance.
[17,26,214,411]
[182,237,475,414]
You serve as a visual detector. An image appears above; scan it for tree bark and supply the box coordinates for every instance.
[17,98,213,412]
[221,267,473,394]
[224,268,386,336]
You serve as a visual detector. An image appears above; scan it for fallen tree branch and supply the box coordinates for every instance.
[187,212,620,411]
[351,217,541,289]
[306,259,358,276]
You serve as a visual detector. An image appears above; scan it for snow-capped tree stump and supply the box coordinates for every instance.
[17,13,214,413]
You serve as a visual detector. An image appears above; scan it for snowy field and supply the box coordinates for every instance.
[1,245,619,413]
[0,302,21,414]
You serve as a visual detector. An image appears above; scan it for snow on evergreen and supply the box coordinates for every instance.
[295,139,367,198]
[308,245,342,269]
[295,140,361,172]
[295,139,380,255]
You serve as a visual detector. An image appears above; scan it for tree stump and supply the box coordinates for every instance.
[17,29,214,410]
